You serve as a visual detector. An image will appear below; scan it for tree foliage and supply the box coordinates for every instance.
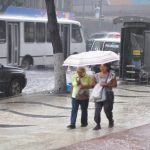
[0,0,23,12]
[0,0,23,6]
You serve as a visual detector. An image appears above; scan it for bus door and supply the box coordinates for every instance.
[61,24,70,59]
[70,24,85,54]
[7,23,20,65]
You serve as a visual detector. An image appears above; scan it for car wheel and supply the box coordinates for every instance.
[8,79,22,96]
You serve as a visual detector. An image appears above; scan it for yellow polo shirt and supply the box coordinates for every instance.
[72,73,92,98]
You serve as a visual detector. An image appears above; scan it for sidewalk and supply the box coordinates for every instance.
[59,124,150,150]
[0,84,150,149]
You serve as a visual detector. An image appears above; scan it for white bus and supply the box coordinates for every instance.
[0,15,86,68]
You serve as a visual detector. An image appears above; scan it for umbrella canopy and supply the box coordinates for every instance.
[63,51,119,67]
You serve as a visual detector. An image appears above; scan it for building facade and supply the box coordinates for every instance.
[22,0,45,9]
[21,0,100,13]
[22,0,73,11]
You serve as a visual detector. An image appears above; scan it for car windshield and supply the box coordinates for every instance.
[91,41,103,51]
[90,33,107,39]
[103,42,120,53]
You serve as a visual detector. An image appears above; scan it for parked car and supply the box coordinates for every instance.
[90,37,120,74]
[0,64,27,96]
[91,37,120,53]
[86,32,120,51]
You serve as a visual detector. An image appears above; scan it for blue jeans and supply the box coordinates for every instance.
[70,98,89,126]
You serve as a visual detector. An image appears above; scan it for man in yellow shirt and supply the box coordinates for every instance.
[67,67,92,129]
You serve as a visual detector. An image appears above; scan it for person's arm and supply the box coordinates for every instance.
[80,76,96,89]
[102,77,117,88]
[91,76,97,87]
[72,74,78,87]
[108,77,117,88]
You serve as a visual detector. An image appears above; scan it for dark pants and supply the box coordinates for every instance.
[94,98,114,125]
[70,98,89,126]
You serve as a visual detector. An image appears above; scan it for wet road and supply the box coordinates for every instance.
[23,68,54,94]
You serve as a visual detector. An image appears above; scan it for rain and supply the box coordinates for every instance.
[0,0,150,150]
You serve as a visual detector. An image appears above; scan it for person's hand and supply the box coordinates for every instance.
[100,83,107,87]
[76,77,81,85]
[77,80,81,85]
[79,84,84,89]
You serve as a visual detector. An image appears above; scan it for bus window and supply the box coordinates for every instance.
[46,23,52,42]
[24,22,35,42]
[72,24,82,43]
[0,21,6,43]
[92,41,103,51]
[36,23,45,43]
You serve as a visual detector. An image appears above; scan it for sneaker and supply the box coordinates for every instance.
[93,124,101,130]
[67,124,76,129]
[108,120,114,128]
[81,123,88,127]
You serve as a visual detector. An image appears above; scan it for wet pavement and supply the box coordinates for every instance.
[0,83,150,149]
[59,124,150,150]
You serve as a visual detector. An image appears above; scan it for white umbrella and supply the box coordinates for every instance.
[63,51,119,67]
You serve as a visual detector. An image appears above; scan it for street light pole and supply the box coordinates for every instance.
[82,0,85,24]
[61,0,64,11]
[99,0,103,30]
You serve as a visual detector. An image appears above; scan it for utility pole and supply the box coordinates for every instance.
[82,0,85,24]
[99,0,103,30]
[61,0,64,11]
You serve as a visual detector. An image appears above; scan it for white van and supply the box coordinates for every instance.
[91,38,120,73]
[91,38,120,54]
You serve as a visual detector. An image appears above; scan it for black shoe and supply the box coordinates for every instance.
[67,124,76,129]
[93,124,101,130]
[81,123,88,127]
[108,120,114,128]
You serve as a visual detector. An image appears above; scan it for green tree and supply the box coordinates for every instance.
[0,0,23,12]
[0,0,23,6]
[45,0,66,93]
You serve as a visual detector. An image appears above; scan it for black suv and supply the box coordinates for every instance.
[0,64,27,96]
